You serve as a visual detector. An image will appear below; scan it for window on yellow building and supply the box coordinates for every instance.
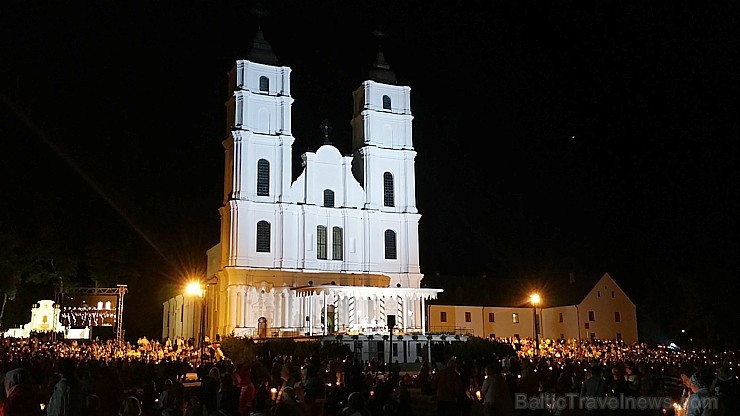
[614,311,621,322]
[512,313,520,324]
[488,312,495,322]
[588,310,595,321]
[440,311,447,322]
[465,312,471,322]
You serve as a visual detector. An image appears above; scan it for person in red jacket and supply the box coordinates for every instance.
[1,368,42,416]
[234,364,256,416]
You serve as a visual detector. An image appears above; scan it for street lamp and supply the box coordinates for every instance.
[185,281,205,365]
[530,293,540,355]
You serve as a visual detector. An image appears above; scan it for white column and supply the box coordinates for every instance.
[183,299,190,339]
[348,295,355,328]
[276,292,283,328]
[286,291,292,328]
[341,297,348,331]
[242,287,249,327]
[402,296,408,331]
[308,293,313,336]
[323,292,328,335]
[300,294,305,333]
[332,294,337,333]
[229,287,238,330]
[421,297,426,335]
[301,294,307,334]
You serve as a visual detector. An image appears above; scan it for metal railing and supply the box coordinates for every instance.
[427,326,474,336]
[232,326,431,339]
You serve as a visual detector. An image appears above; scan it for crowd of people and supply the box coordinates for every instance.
[1,335,739,416]
[428,337,740,415]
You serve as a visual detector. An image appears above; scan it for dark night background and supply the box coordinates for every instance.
[2,1,739,346]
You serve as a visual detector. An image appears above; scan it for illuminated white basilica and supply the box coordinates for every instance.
[177,29,442,341]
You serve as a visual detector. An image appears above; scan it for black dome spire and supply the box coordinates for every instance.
[247,3,278,65]
[368,27,397,85]
[247,28,278,65]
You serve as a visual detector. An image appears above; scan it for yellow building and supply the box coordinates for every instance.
[428,273,638,344]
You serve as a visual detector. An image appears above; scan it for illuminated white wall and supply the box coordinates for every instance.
[216,59,422,287]
[3,299,64,338]
[28,300,62,332]
[162,294,204,342]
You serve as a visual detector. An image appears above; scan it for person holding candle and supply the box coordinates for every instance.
[480,362,515,416]
[686,369,719,416]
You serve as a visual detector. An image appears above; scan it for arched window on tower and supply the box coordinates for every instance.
[332,227,343,260]
[317,226,327,260]
[257,159,270,196]
[383,172,394,207]
[384,229,397,260]
[323,189,335,207]
[259,76,269,92]
[256,221,271,252]
[382,95,392,110]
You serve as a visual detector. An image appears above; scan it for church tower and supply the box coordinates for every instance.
[220,29,295,269]
[351,39,422,288]
[351,46,417,213]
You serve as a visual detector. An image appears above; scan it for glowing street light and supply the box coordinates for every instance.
[186,282,204,297]
[530,293,541,305]
[530,293,541,355]
[185,281,206,365]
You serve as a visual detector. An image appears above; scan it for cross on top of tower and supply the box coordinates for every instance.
[246,2,278,65]
[320,119,333,145]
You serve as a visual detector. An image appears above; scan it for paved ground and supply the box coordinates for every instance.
[409,387,437,416]
[409,387,484,416]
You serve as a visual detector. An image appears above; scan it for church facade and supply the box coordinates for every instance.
[168,30,441,341]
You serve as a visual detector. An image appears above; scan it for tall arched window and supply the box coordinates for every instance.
[382,95,392,110]
[256,221,271,252]
[259,76,269,92]
[384,229,397,259]
[383,172,394,207]
[317,225,327,260]
[332,227,343,260]
[323,189,335,207]
[257,159,270,196]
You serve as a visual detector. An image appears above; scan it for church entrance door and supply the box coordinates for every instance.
[258,317,267,338]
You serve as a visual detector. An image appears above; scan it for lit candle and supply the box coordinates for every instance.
[271,387,278,401]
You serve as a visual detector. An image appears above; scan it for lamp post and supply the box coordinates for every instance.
[185,282,205,365]
[530,293,540,355]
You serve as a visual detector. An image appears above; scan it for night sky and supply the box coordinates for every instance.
[2,1,739,344]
